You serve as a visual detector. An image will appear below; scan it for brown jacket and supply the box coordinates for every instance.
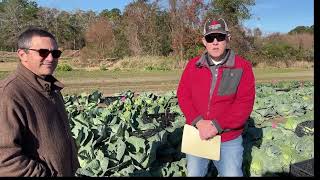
[0,63,79,176]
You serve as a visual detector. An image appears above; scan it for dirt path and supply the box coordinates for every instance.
[61,69,314,95]
[0,60,313,95]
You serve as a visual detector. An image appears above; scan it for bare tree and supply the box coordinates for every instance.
[168,0,205,61]
[80,16,115,65]
[0,0,39,50]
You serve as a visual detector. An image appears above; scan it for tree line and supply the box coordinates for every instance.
[0,0,313,65]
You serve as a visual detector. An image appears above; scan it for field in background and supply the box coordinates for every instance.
[0,52,314,96]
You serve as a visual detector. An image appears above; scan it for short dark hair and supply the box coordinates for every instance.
[17,27,57,49]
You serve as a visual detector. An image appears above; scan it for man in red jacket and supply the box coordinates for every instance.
[177,17,255,176]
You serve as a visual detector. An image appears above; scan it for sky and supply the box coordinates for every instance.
[34,0,314,35]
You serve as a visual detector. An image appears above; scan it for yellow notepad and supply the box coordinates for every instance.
[181,124,221,160]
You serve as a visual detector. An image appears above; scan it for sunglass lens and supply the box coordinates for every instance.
[205,35,214,43]
[52,50,62,58]
[38,49,51,58]
[216,34,226,41]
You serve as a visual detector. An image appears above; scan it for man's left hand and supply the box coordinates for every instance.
[196,119,218,140]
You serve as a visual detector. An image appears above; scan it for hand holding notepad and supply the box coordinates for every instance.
[181,124,221,160]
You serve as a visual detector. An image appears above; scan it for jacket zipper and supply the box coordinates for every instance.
[207,67,218,118]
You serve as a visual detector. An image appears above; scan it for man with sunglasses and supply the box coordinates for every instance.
[0,28,79,176]
[177,18,255,177]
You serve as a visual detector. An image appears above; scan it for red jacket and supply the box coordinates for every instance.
[177,50,255,142]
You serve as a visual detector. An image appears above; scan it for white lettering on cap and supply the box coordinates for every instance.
[209,24,221,30]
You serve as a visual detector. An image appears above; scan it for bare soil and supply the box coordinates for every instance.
[59,69,314,96]
[0,57,314,96]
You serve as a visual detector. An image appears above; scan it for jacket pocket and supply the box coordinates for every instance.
[218,68,243,96]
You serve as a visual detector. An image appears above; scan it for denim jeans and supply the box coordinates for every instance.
[186,135,244,177]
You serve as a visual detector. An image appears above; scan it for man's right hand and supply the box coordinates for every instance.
[196,119,218,140]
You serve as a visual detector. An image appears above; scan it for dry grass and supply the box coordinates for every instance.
[0,48,314,72]
[0,51,16,57]
[289,61,314,68]
[264,33,313,50]
[255,61,314,69]
[110,55,182,70]
[281,33,314,49]
[0,62,18,71]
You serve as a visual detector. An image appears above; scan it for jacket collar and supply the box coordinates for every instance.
[196,49,235,68]
[16,63,64,92]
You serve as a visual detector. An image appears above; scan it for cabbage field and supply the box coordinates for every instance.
[63,80,314,177]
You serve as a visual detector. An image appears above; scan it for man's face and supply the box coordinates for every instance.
[18,36,59,77]
[202,33,228,59]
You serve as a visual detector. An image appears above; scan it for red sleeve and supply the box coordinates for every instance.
[177,60,202,125]
[215,62,256,130]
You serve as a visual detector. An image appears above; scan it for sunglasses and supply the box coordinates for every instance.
[25,48,62,58]
[205,33,227,43]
